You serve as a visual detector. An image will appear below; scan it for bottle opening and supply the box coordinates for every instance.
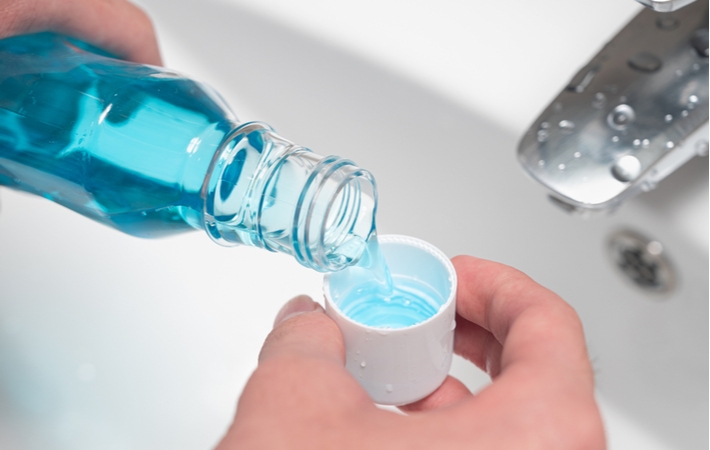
[296,156,376,272]
[202,122,377,272]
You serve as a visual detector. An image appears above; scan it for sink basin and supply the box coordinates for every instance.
[0,0,706,448]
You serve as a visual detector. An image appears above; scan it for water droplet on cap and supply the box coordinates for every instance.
[360,361,367,368]
[664,114,673,123]
[386,384,394,393]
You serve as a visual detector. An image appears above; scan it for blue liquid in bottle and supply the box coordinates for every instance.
[0,33,376,271]
[334,235,444,328]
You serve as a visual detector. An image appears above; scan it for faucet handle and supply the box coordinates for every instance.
[517,0,708,215]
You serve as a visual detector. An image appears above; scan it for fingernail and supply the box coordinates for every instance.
[273,295,321,327]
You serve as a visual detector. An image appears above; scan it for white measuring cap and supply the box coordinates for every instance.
[323,234,457,405]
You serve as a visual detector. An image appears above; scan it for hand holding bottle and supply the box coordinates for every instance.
[216,256,606,450]
[0,4,606,447]
[0,0,161,65]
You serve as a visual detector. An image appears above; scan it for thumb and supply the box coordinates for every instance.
[240,295,368,413]
[219,297,377,449]
[259,295,345,366]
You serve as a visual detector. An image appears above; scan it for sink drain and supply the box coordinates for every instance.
[607,229,676,293]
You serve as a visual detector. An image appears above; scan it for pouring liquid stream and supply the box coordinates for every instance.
[337,234,443,329]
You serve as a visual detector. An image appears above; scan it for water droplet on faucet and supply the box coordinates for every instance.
[558,120,575,134]
[536,129,550,142]
[592,92,607,108]
[607,104,635,130]
[611,155,642,182]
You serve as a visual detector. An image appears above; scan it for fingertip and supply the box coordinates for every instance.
[273,295,322,327]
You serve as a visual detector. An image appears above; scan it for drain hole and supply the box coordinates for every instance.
[607,229,675,294]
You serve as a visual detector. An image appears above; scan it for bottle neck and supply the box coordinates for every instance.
[201,122,377,272]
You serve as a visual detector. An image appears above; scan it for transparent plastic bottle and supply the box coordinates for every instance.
[0,33,377,272]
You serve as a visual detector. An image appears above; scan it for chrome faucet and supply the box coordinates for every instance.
[517,0,708,215]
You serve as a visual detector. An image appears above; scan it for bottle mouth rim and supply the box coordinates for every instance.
[297,157,377,272]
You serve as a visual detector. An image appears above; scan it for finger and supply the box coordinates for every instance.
[260,295,343,366]
[451,255,594,388]
[246,295,370,410]
[453,315,503,377]
[0,0,162,64]
[446,256,603,447]
[219,296,374,449]
[398,375,472,414]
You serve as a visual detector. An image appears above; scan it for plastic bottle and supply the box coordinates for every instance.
[0,33,377,272]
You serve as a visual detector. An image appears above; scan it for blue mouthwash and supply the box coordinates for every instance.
[0,33,377,272]
[336,235,443,328]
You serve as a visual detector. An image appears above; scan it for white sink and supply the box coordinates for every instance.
[0,0,706,449]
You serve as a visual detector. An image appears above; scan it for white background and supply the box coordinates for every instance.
[1,1,707,449]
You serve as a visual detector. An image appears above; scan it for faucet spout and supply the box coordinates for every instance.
[517,0,708,214]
